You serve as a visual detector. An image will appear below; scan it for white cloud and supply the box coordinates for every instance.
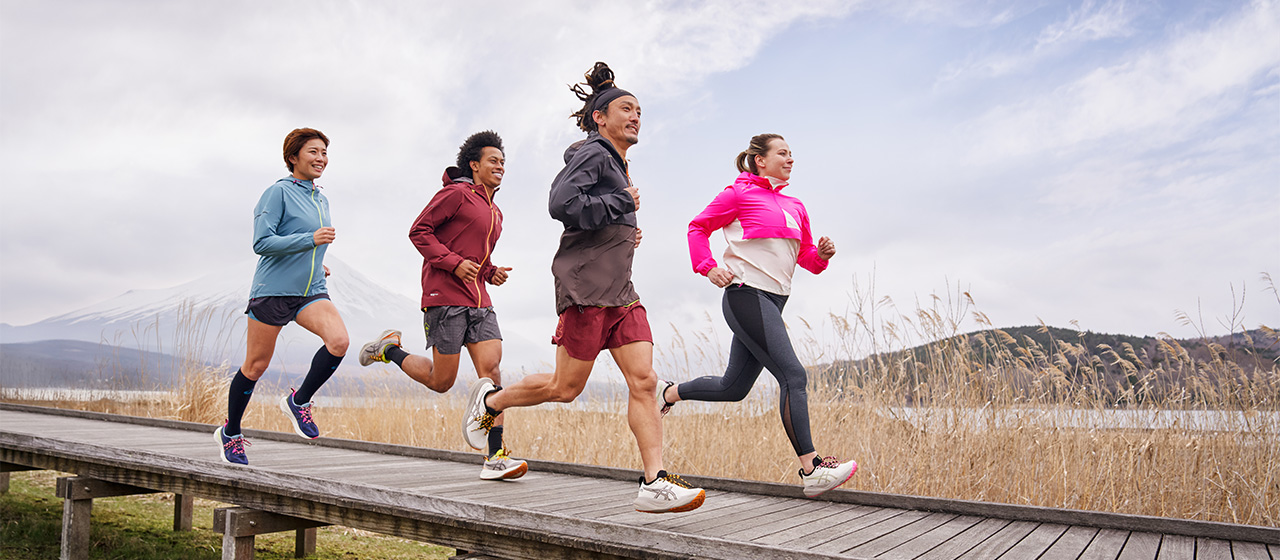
[964,0,1280,161]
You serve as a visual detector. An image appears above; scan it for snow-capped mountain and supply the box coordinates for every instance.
[0,257,427,374]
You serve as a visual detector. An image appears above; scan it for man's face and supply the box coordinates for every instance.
[594,95,641,147]
[470,146,505,189]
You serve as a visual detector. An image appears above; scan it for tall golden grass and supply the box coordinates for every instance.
[6,277,1276,526]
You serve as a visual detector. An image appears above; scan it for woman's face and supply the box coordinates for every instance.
[754,138,793,182]
[289,138,328,181]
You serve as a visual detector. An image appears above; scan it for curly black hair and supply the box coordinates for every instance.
[569,62,617,133]
[455,130,504,179]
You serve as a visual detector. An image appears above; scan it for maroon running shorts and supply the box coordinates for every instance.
[551,302,653,361]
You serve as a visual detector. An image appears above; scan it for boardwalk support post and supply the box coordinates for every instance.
[54,476,156,560]
[214,506,329,559]
[173,493,194,531]
[0,462,39,495]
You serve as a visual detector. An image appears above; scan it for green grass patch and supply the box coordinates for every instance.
[1,470,453,559]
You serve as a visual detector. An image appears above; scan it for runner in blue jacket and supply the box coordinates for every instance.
[215,127,351,465]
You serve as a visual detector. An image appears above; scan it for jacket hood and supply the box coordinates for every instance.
[563,132,626,169]
[441,167,499,197]
[734,171,787,192]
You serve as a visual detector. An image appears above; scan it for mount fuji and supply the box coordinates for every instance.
[0,257,546,387]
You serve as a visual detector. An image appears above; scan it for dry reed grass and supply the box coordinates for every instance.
[7,276,1277,527]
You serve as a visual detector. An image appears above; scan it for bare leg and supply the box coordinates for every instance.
[242,319,283,380]
[398,352,436,387]
[295,300,350,356]
[486,346,591,410]
[609,341,663,482]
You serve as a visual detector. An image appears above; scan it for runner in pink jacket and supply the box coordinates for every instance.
[662,133,858,498]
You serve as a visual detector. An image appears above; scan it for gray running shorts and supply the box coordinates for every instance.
[423,306,502,355]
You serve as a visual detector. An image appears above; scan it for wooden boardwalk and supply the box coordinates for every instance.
[1,402,1276,559]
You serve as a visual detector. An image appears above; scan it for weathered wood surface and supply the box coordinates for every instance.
[1,402,1276,560]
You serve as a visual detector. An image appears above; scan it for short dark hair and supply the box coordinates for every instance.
[455,130,504,179]
[283,128,329,172]
[569,62,619,133]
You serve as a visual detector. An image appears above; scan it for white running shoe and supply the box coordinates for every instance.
[801,456,858,498]
[634,471,706,513]
[480,448,528,480]
[656,379,676,416]
[462,378,497,450]
[358,329,402,366]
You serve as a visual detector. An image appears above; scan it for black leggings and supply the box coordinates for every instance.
[676,284,814,456]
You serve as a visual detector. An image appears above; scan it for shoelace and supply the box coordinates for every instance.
[223,436,251,455]
[817,456,841,469]
[474,411,495,431]
[297,403,314,424]
[662,472,694,489]
[490,448,513,461]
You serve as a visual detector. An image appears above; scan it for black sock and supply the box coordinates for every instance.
[226,370,257,436]
[484,386,502,416]
[294,346,343,404]
[488,425,504,457]
[385,345,409,367]
[641,470,668,485]
[803,455,822,475]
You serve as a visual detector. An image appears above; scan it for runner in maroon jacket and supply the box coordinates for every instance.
[357,130,526,481]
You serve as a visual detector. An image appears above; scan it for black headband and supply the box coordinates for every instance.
[589,87,635,117]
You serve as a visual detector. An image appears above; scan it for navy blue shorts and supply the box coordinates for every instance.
[245,293,330,327]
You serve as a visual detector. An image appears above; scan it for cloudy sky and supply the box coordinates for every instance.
[2,1,1277,366]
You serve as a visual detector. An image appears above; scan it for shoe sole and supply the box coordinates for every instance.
[461,379,494,450]
[804,462,858,498]
[636,489,705,513]
[480,461,528,480]
[279,396,320,440]
[214,427,246,465]
[359,329,400,366]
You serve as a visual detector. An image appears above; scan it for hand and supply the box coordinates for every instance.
[707,267,735,288]
[624,186,640,210]
[488,266,513,286]
[313,227,336,245]
[634,228,643,248]
[817,236,836,260]
[323,265,331,278]
[454,259,480,283]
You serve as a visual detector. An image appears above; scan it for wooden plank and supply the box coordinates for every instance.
[1,461,41,472]
[843,512,956,558]
[914,517,1013,560]
[780,506,908,549]
[1116,531,1162,560]
[56,476,155,500]
[213,507,329,536]
[873,514,985,560]
[752,504,880,546]
[0,471,7,494]
[718,501,850,542]
[659,496,811,535]
[1156,534,1194,560]
[1078,529,1132,560]
[991,523,1070,560]
[1270,544,1280,560]
[949,519,1038,560]
[1231,541,1271,560]
[811,509,931,553]
[701,500,846,539]
[1193,538,1231,560]
[1037,525,1100,560]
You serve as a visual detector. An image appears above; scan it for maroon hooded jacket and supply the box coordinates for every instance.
[409,168,502,309]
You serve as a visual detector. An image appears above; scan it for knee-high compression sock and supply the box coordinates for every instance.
[488,425,505,457]
[226,370,257,436]
[384,345,409,368]
[294,346,343,404]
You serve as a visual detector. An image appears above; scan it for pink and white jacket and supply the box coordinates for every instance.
[688,172,828,295]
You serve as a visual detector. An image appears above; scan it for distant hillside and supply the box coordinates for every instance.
[0,340,193,389]
[818,326,1278,402]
